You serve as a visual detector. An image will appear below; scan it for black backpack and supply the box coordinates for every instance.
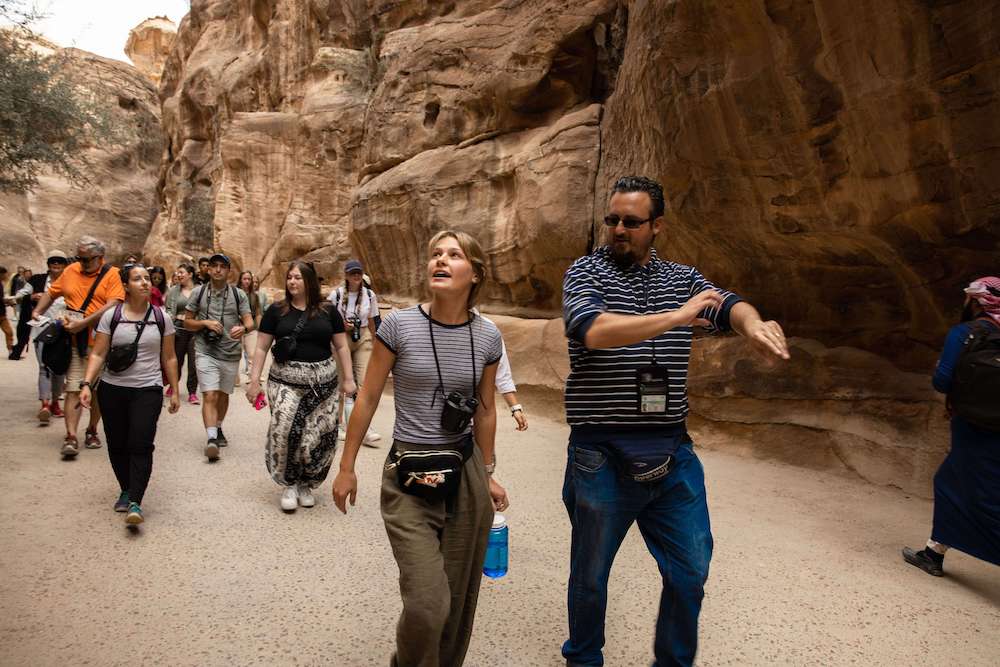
[41,265,112,376]
[948,319,1000,432]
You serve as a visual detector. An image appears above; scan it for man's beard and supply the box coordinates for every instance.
[611,237,647,268]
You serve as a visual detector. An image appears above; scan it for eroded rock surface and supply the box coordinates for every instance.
[145,0,999,493]
[0,33,162,268]
[124,16,177,85]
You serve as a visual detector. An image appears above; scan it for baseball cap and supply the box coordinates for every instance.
[209,253,231,267]
[46,250,68,264]
[344,259,363,273]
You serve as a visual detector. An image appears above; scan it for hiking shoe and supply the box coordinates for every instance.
[216,428,228,447]
[125,502,144,525]
[114,491,130,512]
[204,438,220,462]
[84,429,102,449]
[188,393,200,405]
[61,435,79,458]
[902,546,944,577]
[51,402,64,418]
[38,401,51,424]
[297,485,315,508]
[280,486,298,512]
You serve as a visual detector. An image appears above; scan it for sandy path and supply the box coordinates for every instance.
[0,356,997,666]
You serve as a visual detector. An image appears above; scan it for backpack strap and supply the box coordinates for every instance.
[79,264,112,314]
[152,305,166,335]
[109,302,124,337]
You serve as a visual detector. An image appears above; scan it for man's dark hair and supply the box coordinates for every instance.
[0,266,6,275]
[611,176,665,219]
[198,256,209,264]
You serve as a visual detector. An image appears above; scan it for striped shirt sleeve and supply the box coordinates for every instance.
[375,309,399,354]
[688,267,742,333]
[562,257,605,344]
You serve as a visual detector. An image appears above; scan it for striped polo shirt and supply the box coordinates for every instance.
[377,305,503,445]
[562,246,742,431]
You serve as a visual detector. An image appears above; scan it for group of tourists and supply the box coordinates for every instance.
[4,174,996,667]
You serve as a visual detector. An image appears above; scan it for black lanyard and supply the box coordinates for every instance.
[427,307,477,404]
[202,285,229,324]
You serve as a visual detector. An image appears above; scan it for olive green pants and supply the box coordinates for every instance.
[380,443,494,667]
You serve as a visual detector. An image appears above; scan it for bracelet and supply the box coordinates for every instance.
[484,461,496,475]
[510,403,523,415]
[79,380,92,389]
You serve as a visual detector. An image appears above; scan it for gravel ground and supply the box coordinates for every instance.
[0,355,997,666]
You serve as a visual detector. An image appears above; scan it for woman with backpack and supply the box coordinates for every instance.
[903,276,1000,576]
[164,264,200,404]
[330,259,382,445]
[333,230,509,667]
[238,270,262,381]
[245,260,356,512]
[79,264,180,526]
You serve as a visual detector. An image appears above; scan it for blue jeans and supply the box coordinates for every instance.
[562,441,713,667]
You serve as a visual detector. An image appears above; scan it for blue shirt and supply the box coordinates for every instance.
[933,319,999,393]
[561,246,742,432]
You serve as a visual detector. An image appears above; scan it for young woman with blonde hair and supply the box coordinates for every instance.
[334,230,510,667]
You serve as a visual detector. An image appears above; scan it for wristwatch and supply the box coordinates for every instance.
[79,380,92,390]
[484,459,496,475]
[510,403,523,415]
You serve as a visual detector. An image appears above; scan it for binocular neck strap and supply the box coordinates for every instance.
[427,307,476,404]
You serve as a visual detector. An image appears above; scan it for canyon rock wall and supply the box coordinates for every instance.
[124,17,177,85]
[0,34,162,269]
[148,0,1000,494]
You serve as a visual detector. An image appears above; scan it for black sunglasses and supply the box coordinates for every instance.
[603,215,655,229]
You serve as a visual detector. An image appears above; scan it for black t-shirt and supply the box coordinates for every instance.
[259,302,345,362]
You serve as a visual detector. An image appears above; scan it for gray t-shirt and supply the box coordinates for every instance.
[185,283,251,361]
[96,305,175,388]
[376,305,503,445]
[164,284,196,323]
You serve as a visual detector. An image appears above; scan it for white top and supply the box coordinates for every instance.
[478,313,516,394]
[96,305,175,388]
[26,275,66,341]
[330,286,379,325]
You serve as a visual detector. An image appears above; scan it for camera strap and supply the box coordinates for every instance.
[427,306,476,405]
[199,283,232,327]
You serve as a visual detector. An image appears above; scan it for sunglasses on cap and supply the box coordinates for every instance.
[603,214,655,229]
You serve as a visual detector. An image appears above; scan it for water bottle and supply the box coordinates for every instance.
[483,513,508,578]
[344,395,354,423]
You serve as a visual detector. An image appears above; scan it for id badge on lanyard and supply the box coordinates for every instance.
[636,364,668,414]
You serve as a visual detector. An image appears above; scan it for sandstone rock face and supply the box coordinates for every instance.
[596,0,1000,373]
[0,34,162,269]
[149,0,999,494]
[124,17,177,85]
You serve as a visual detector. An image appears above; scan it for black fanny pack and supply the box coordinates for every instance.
[272,310,307,363]
[598,431,690,483]
[388,435,474,501]
[106,304,158,373]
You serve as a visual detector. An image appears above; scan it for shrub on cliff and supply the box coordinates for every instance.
[0,26,116,194]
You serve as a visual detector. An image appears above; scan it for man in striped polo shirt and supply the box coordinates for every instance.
[560,176,789,667]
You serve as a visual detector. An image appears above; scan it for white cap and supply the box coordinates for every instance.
[492,513,506,529]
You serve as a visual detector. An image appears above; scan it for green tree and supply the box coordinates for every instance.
[0,2,116,194]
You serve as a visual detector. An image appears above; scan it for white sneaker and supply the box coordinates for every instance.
[362,432,380,448]
[280,486,298,512]
[297,485,315,507]
[366,429,382,442]
[337,426,346,441]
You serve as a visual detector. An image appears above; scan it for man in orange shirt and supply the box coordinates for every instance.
[32,236,124,458]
